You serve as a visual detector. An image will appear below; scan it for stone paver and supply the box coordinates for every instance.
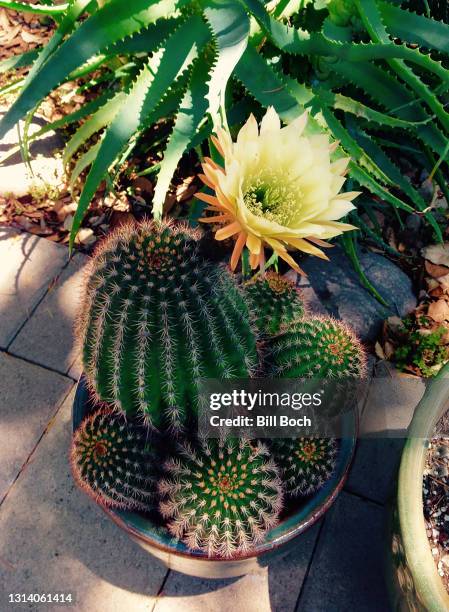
[0,227,67,348]
[346,364,426,504]
[10,254,89,375]
[154,522,320,612]
[0,352,73,503]
[0,388,167,612]
[297,492,389,612]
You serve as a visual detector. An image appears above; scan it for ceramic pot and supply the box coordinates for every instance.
[73,375,357,578]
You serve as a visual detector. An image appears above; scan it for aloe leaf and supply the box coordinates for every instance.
[0,0,68,14]
[63,92,128,167]
[313,87,416,130]
[349,126,442,240]
[204,0,250,126]
[240,0,449,82]
[330,59,449,160]
[152,56,209,218]
[70,139,103,190]
[69,15,210,248]
[234,43,308,123]
[0,0,187,140]
[0,49,40,74]
[319,106,393,186]
[355,0,449,134]
[379,1,449,53]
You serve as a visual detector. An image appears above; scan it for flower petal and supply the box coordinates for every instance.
[230,232,247,270]
[215,221,242,240]
[260,106,281,134]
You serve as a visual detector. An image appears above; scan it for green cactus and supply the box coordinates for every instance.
[267,316,366,417]
[268,316,366,378]
[158,438,283,557]
[70,409,155,510]
[77,220,258,431]
[271,437,338,497]
[243,272,305,335]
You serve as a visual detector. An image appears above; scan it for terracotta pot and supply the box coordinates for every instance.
[72,375,357,578]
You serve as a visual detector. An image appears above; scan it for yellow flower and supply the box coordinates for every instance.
[196,107,359,273]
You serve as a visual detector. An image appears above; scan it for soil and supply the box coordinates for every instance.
[423,411,449,594]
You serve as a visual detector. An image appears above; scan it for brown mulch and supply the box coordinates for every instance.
[0,6,54,62]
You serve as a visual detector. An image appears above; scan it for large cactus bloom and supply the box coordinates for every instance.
[196,107,359,273]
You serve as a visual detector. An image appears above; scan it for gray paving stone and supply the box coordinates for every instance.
[346,362,425,504]
[10,254,89,375]
[0,352,73,503]
[0,388,167,612]
[297,492,389,612]
[0,228,68,348]
[154,523,320,612]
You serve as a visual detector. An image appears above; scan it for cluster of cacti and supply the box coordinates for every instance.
[77,220,258,431]
[158,438,283,557]
[71,219,368,559]
[70,409,155,510]
[243,272,305,335]
[270,438,338,498]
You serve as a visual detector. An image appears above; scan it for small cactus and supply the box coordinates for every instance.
[158,439,283,557]
[268,316,366,378]
[70,409,155,510]
[271,438,338,497]
[77,220,258,431]
[243,272,305,335]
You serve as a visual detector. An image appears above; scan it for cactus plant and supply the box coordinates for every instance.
[268,316,366,379]
[243,272,305,335]
[271,438,338,497]
[267,316,366,417]
[70,409,155,510]
[158,438,283,557]
[76,220,258,431]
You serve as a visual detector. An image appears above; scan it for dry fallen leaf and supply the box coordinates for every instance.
[428,299,449,323]
[425,260,449,278]
[422,243,449,267]
[438,274,449,292]
[375,341,386,360]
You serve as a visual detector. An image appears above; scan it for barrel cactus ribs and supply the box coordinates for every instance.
[76,220,258,431]
[271,438,338,497]
[158,438,283,557]
[243,272,305,335]
[70,409,155,510]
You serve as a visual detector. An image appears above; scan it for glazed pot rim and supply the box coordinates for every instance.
[72,375,358,562]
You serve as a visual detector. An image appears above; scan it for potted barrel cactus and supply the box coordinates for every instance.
[388,363,449,611]
[71,218,365,577]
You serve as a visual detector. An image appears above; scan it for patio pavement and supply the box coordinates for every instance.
[0,227,426,612]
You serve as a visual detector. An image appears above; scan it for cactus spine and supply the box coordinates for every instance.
[271,438,338,497]
[77,220,258,431]
[268,316,366,378]
[158,439,283,557]
[70,409,155,510]
[243,272,305,335]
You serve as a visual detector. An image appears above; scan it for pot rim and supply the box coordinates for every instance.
[72,375,358,563]
[398,363,449,611]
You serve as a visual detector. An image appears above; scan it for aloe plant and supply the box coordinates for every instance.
[1,0,449,247]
